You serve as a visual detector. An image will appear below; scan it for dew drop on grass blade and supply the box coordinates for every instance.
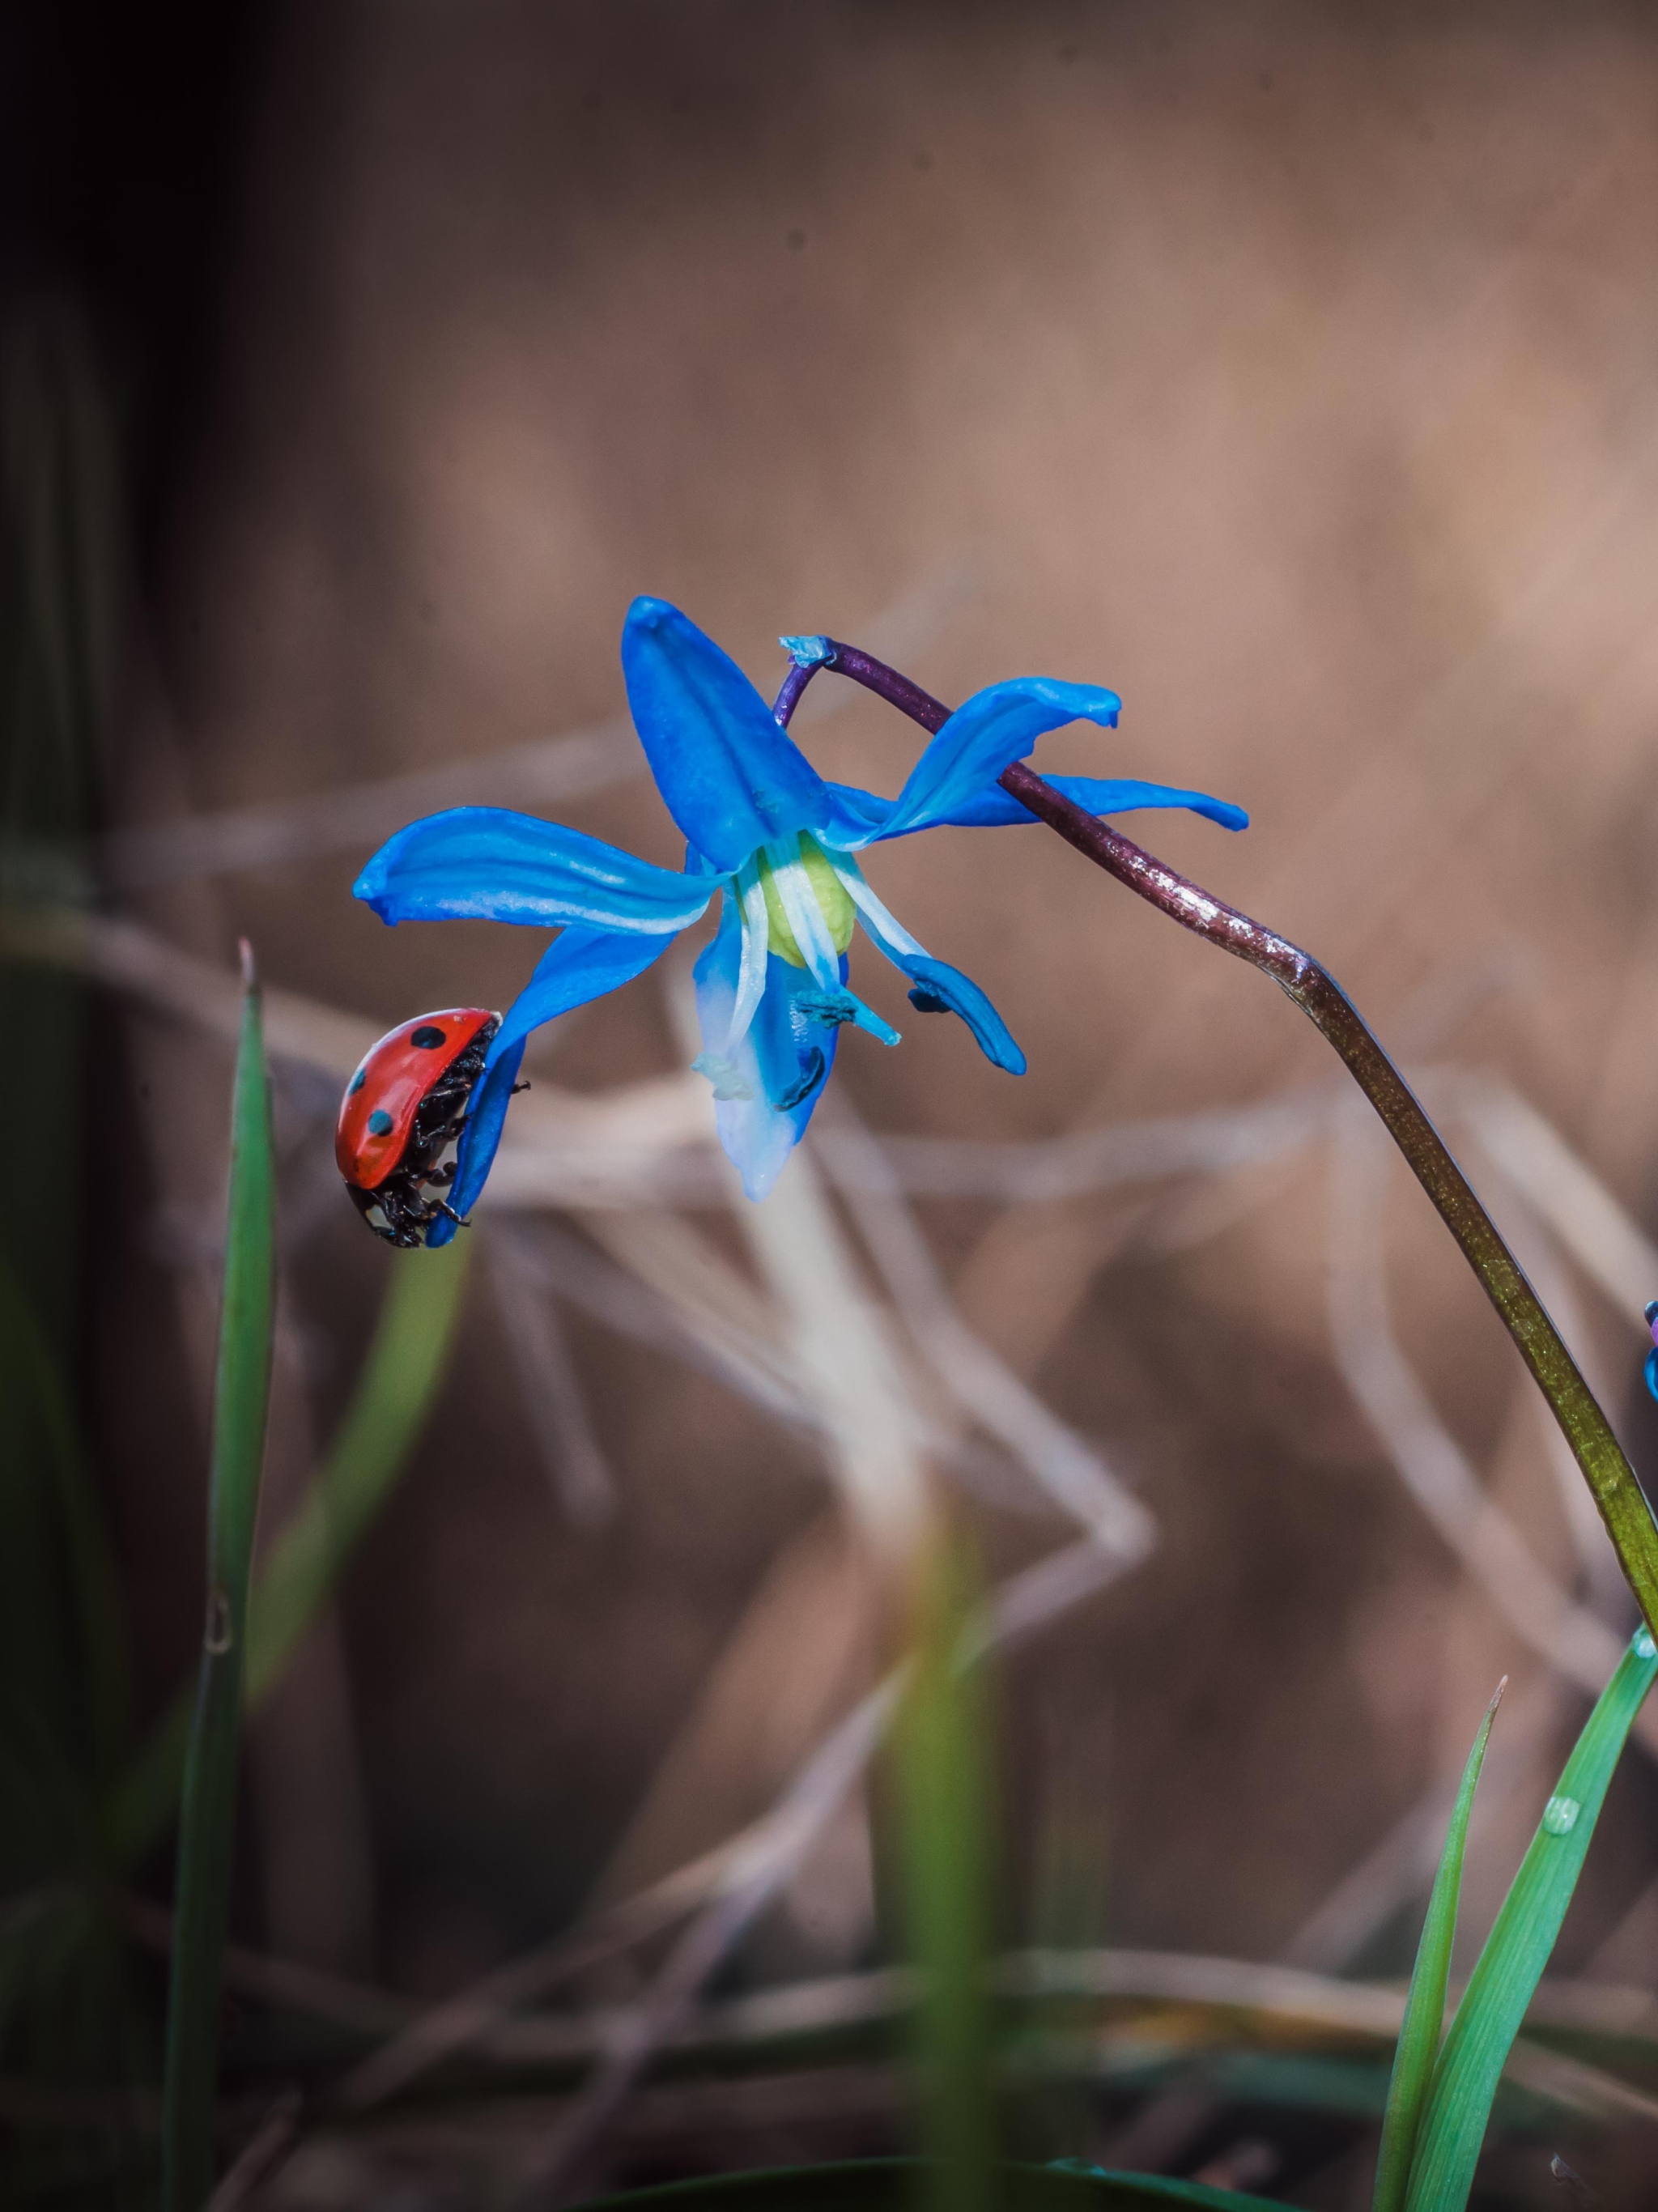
[161,944,277,2212]
[1371,1678,1503,2212]
[1402,1627,1658,2212]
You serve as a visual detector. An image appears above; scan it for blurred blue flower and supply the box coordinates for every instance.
[355,597,1247,1223]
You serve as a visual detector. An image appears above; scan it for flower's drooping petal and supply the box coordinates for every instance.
[891,955,1025,1073]
[427,925,675,1244]
[831,853,1026,1075]
[693,910,845,1199]
[622,598,831,872]
[425,1036,525,1249]
[828,676,1124,849]
[875,773,1249,835]
[355,806,715,934]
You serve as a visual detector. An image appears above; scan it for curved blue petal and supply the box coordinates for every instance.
[820,781,898,844]
[841,866,1025,1074]
[891,953,1026,1074]
[424,1036,525,1249]
[427,925,676,1244]
[622,598,831,872]
[692,900,843,1200]
[828,676,1124,849]
[908,773,1248,834]
[355,806,714,934]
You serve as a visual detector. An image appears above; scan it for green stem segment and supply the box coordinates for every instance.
[162,945,278,2212]
[812,640,1658,1640]
[897,1530,998,2212]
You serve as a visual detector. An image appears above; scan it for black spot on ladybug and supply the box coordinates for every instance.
[410,1025,447,1049]
[367,1109,395,1136]
[348,1066,367,1094]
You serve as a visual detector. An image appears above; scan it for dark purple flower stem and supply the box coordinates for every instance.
[776,639,1658,1636]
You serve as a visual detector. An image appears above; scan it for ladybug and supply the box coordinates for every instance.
[336,1008,502,1247]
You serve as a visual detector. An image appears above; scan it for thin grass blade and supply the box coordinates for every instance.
[567,2156,1278,2211]
[161,946,277,2212]
[109,1231,470,1861]
[895,1528,999,2212]
[1403,1627,1658,2211]
[1371,1678,1503,2212]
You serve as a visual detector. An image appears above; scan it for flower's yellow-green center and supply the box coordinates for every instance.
[758,838,857,968]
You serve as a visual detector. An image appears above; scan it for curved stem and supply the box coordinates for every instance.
[800,638,1658,1638]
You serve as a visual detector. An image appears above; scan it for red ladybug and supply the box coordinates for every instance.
[336,1008,501,1247]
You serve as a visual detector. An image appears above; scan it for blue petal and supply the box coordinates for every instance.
[830,677,1124,848]
[425,1037,525,1249]
[622,598,831,872]
[832,854,1027,1074]
[820,781,898,844]
[355,806,713,934]
[692,902,843,1200]
[891,952,1026,1074]
[909,774,1248,834]
[427,925,675,1243]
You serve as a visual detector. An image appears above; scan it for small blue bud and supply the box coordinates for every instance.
[779,633,835,669]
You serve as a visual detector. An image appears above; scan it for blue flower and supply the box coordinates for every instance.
[354,598,1247,1227]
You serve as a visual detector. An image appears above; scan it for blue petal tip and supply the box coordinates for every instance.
[625,594,675,632]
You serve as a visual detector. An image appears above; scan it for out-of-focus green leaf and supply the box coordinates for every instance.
[1371,1679,1502,2212]
[108,1232,471,1861]
[0,1256,130,1792]
[161,951,277,2212]
[1403,1628,1658,2210]
[895,1530,999,2212]
[573,2158,1276,2212]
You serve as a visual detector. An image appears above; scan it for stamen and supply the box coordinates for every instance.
[795,987,901,1045]
[691,1050,755,1102]
[767,835,842,987]
[775,1048,827,1111]
[727,860,770,1049]
[826,849,928,959]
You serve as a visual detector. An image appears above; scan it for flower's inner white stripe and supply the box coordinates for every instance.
[827,851,929,960]
[768,834,841,988]
[726,859,770,1049]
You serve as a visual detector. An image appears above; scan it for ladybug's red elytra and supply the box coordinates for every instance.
[336,1008,501,1247]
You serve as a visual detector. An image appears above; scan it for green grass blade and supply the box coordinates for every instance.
[108,1231,470,1861]
[568,2156,1278,2212]
[895,1529,999,2212]
[1371,1678,1503,2212]
[1403,1627,1658,2211]
[161,946,276,2212]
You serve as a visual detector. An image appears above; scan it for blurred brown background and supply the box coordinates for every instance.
[30,0,1658,2200]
